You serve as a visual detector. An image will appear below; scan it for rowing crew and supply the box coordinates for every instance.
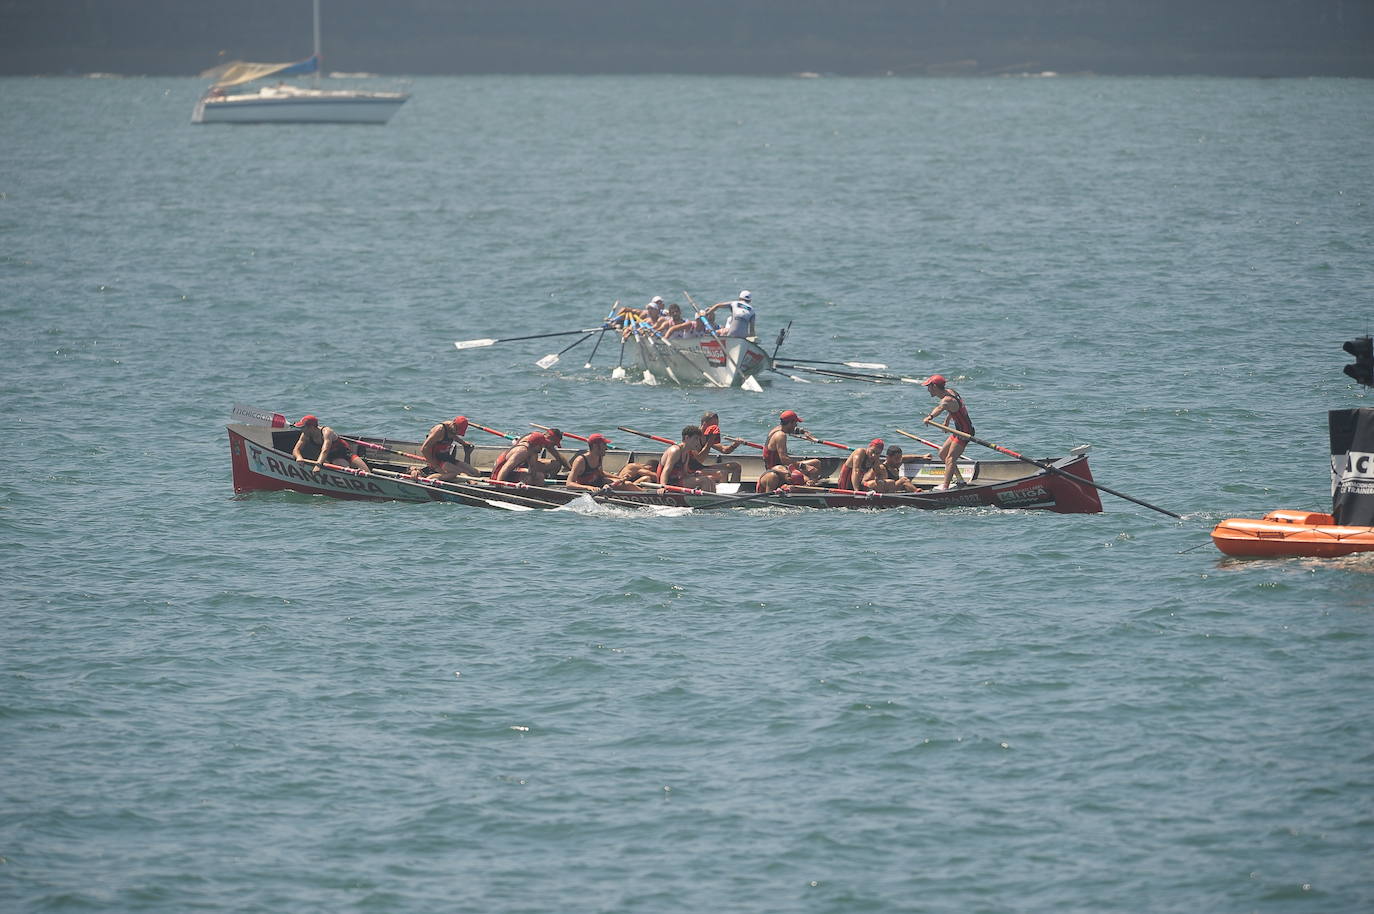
[613,291,757,341]
[290,370,971,495]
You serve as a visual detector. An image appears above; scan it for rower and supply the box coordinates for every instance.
[657,426,717,492]
[623,298,664,341]
[515,427,571,477]
[871,445,920,494]
[491,432,550,485]
[701,290,756,338]
[662,303,699,339]
[693,411,743,484]
[838,438,885,491]
[566,433,642,492]
[419,415,477,481]
[921,374,974,490]
[763,409,823,484]
[291,414,370,475]
[616,458,659,486]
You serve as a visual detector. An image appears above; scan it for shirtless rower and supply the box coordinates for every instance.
[657,426,717,492]
[838,438,885,491]
[491,432,551,485]
[692,411,743,484]
[615,458,659,486]
[566,433,642,492]
[870,445,920,494]
[291,414,370,475]
[762,409,824,483]
[419,415,477,481]
[921,374,974,490]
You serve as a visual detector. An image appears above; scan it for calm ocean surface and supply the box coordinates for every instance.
[2,74,1373,912]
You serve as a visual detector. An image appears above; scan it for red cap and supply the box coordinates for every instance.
[921,374,946,387]
[588,433,611,447]
[525,432,548,449]
[703,424,720,437]
[295,414,319,427]
[451,416,469,434]
[788,469,807,484]
[870,438,884,449]
[780,409,803,423]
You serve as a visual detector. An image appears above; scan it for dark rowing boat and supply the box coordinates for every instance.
[228,420,1104,514]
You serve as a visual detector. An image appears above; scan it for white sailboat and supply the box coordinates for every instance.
[192,0,408,125]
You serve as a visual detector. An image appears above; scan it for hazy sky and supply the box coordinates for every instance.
[2,0,1371,77]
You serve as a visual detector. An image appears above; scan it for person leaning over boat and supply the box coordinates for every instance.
[491,432,552,485]
[701,290,756,338]
[763,409,824,483]
[921,374,973,490]
[522,427,571,477]
[657,426,718,492]
[420,415,477,481]
[870,445,920,494]
[692,411,743,484]
[838,438,885,490]
[566,433,643,493]
[291,414,370,475]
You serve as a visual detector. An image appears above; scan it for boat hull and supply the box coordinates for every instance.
[193,88,408,124]
[630,335,769,387]
[1211,510,1374,557]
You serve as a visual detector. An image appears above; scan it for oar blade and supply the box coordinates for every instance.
[454,338,497,350]
[642,370,658,386]
[535,352,560,370]
[845,361,888,370]
[611,366,627,379]
[742,375,764,393]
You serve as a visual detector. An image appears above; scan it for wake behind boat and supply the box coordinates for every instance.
[192,0,408,125]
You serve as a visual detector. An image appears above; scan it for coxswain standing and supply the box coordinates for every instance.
[921,374,974,490]
[419,415,477,481]
[291,415,370,475]
[566,433,642,492]
[657,426,718,492]
[838,439,885,491]
[701,291,756,338]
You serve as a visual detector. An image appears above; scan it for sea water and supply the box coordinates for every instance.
[2,74,1373,912]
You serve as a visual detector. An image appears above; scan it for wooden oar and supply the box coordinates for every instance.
[892,428,943,452]
[455,327,603,351]
[782,357,890,371]
[470,422,516,441]
[775,362,924,384]
[536,332,594,369]
[616,425,674,446]
[923,419,1181,519]
[583,302,618,368]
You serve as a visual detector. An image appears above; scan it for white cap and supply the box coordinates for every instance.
[739,290,752,302]
[650,296,664,305]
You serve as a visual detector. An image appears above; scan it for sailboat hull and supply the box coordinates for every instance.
[193,87,409,124]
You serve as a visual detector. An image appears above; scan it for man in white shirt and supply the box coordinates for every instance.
[702,290,757,338]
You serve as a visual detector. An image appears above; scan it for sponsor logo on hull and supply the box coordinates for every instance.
[247,444,394,497]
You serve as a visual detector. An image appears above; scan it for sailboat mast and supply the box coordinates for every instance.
[312,0,322,89]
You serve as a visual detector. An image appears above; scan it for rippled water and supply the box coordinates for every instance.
[3,74,1373,912]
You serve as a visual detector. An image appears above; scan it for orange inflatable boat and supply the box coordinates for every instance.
[1211,510,1374,558]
